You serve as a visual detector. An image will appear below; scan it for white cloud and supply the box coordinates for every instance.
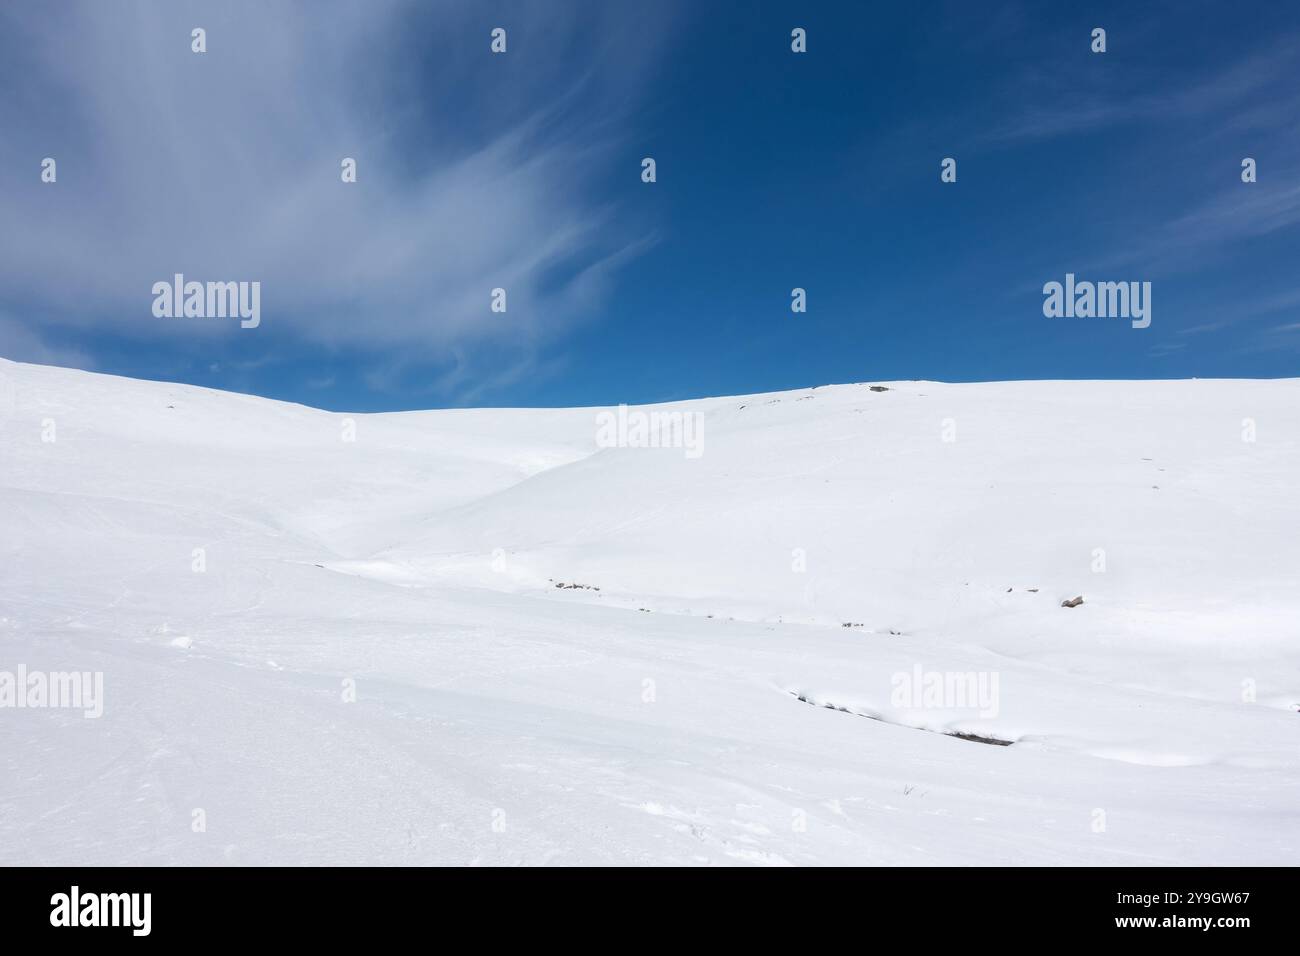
[0,0,670,382]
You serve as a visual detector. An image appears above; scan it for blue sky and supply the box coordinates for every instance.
[1,0,1298,410]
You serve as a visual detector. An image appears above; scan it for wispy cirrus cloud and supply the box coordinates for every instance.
[974,31,1300,322]
[0,0,673,396]
[980,37,1300,145]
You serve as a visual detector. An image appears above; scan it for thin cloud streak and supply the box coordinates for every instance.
[0,0,673,393]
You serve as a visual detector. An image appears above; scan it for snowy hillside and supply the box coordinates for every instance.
[1,356,1297,865]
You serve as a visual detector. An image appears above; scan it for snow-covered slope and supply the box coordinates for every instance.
[1,357,1297,865]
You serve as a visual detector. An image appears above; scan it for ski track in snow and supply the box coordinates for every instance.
[1,357,1298,865]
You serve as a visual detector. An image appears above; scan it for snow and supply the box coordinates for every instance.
[1,356,1297,865]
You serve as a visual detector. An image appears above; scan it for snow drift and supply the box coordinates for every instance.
[1,357,1297,865]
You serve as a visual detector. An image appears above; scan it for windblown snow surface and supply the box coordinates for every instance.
[1,357,1297,865]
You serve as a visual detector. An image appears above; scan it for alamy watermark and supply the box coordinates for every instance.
[1043,273,1150,329]
[595,404,704,459]
[0,666,103,718]
[152,274,260,328]
[890,664,999,718]
[50,886,150,936]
